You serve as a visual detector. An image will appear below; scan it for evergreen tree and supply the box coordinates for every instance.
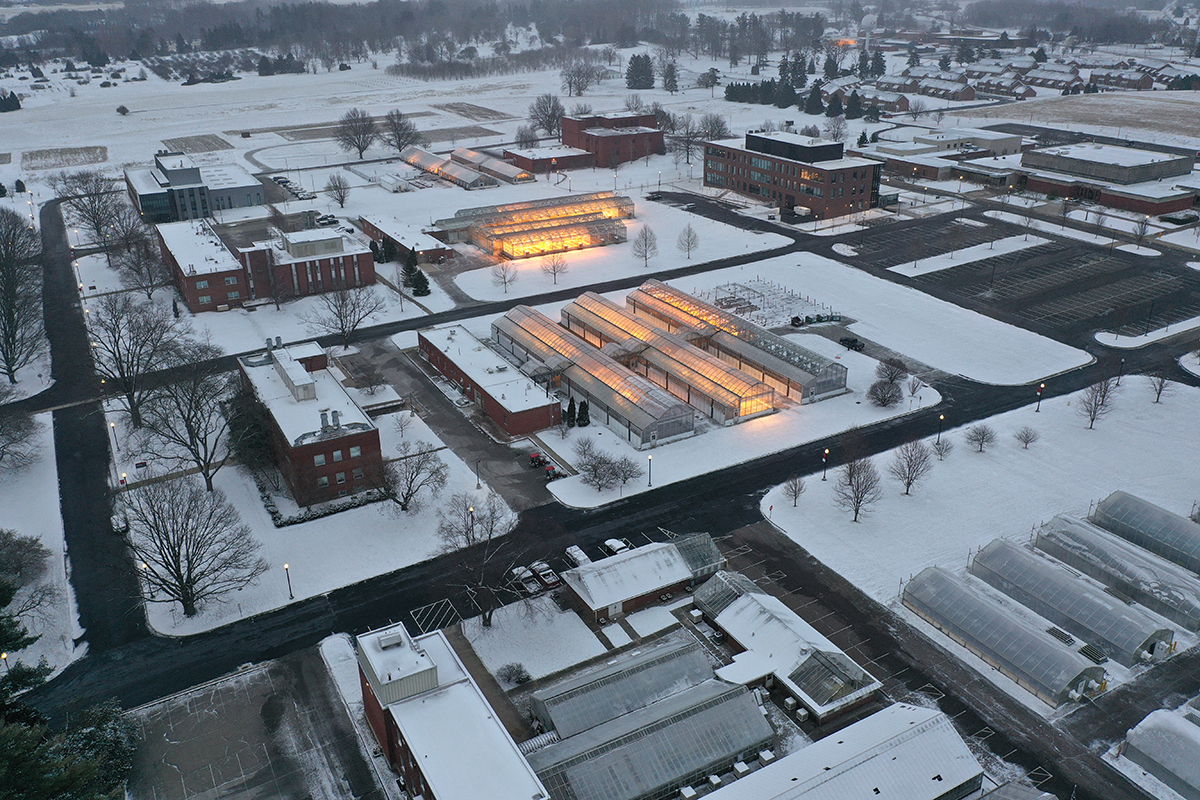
[257,55,274,76]
[410,268,431,296]
[369,239,380,262]
[1032,46,1047,62]
[13,179,24,193]
[858,50,870,77]
[0,184,6,198]
[381,238,397,263]
[808,58,817,74]
[825,92,843,117]
[998,30,1011,48]
[625,54,654,89]
[775,80,796,108]
[566,397,577,427]
[857,130,869,146]
[804,82,825,115]
[844,90,862,119]
[576,400,590,427]
[864,105,882,122]
[662,61,679,94]
[778,53,790,82]
[823,54,838,78]
[871,51,886,77]
[938,53,952,71]
[907,49,920,67]
[402,249,419,287]
[795,68,807,90]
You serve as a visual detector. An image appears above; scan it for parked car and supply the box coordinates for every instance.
[316,217,338,226]
[604,538,632,555]
[565,545,591,568]
[509,566,542,595]
[110,509,129,534]
[529,561,561,589]
[839,336,865,352]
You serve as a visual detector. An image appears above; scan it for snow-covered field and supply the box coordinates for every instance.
[0,415,85,675]
[462,594,607,681]
[762,382,1200,715]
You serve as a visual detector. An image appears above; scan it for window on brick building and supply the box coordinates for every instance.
[353,468,364,480]
[317,476,329,488]
[314,454,326,466]
[225,276,238,285]
[198,295,211,304]
[196,280,209,289]
[333,450,343,462]
[350,446,361,458]
[336,472,346,484]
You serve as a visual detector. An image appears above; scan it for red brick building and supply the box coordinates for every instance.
[359,214,454,264]
[238,342,383,507]
[702,131,881,220]
[356,622,549,800]
[561,112,665,168]
[157,221,376,313]
[502,145,595,173]
[419,326,561,435]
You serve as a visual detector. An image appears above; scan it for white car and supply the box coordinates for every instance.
[604,538,631,555]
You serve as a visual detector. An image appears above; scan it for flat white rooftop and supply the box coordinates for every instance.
[563,542,692,611]
[361,214,446,252]
[357,622,436,685]
[198,163,260,190]
[1029,142,1189,169]
[156,220,242,276]
[125,167,166,195]
[505,144,592,159]
[421,326,557,414]
[240,344,374,447]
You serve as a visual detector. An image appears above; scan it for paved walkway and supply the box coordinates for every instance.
[444,624,534,743]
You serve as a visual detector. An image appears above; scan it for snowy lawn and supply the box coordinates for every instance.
[694,255,1092,384]
[462,594,606,681]
[0,414,85,675]
[762,382,1200,716]
[603,624,633,648]
[626,606,679,638]
[547,330,941,509]
[1095,314,1200,349]
[138,408,502,635]
[1159,229,1200,255]
[887,234,1050,278]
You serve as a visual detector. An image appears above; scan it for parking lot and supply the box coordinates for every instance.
[849,216,1009,269]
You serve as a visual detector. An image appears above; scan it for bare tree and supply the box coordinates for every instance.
[515,124,539,150]
[380,109,425,154]
[631,225,659,268]
[528,93,565,138]
[906,97,928,120]
[610,455,644,485]
[324,174,351,208]
[540,253,568,285]
[126,477,267,617]
[114,238,168,299]
[867,380,903,407]
[624,93,645,112]
[302,284,386,348]
[373,440,448,512]
[333,107,378,159]
[931,438,954,461]
[138,341,235,491]
[669,113,702,165]
[0,385,40,469]
[782,474,806,506]
[393,410,414,438]
[833,457,883,522]
[676,223,699,259]
[107,203,151,258]
[437,491,518,627]
[569,102,593,116]
[697,112,732,139]
[51,169,118,260]
[875,357,909,384]
[1013,426,1040,449]
[0,207,43,384]
[561,61,603,96]
[1132,215,1150,249]
[888,440,933,495]
[1077,377,1117,429]
[1145,373,1172,403]
[822,115,848,142]
[0,528,51,587]
[88,294,193,428]
[964,423,998,452]
[907,377,924,398]
[491,263,519,294]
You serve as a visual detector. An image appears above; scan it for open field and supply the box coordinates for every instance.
[958,92,1200,145]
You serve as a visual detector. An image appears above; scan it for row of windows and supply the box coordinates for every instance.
[316,467,365,487]
[313,446,363,466]
[196,292,239,305]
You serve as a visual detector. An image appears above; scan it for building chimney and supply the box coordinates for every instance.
[266,337,273,351]
[275,336,283,348]
[332,410,340,428]
[320,411,329,428]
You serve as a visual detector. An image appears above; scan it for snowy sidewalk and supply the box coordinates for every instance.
[444,624,535,743]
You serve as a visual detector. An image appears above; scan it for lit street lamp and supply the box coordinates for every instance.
[1,652,8,674]
[1117,358,1125,387]
[647,455,653,487]
[1035,384,1044,413]
[284,563,293,600]
[110,422,119,452]
[821,448,829,481]
[936,414,945,443]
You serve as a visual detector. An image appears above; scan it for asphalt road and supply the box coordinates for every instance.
[21,191,1200,800]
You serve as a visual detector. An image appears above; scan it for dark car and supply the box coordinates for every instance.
[839,336,865,352]
[530,561,561,589]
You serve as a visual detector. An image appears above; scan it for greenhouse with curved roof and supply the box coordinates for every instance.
[903,567,1106,708]
[1035,515,1200,632]
[969,539,1174,667]
[1091,491,1200,575]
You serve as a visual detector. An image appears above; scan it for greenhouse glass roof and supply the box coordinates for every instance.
[1035,515,1200,632]
[1091,491,1200,574]
[532,641,712,739]
[527,680,772,800]
[629,280,839,380]
[694,571,764,618]
[904,567,1105,706]
[970,539,1172,667]
[672,533,724,577]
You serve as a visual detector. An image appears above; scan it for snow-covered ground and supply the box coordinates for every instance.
[462,594,607,681]
[0,414,85,675]
[762,382,1200,716]
[134,407,504,635]
[1096,315,1200,349]
[888,234,1050,278]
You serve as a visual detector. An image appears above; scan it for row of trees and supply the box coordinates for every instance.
[333,107,425,159]
[0,208,42,384]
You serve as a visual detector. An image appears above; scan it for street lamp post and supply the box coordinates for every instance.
[110,422,119,452]
[936,414,945,443]
[475,459,482,490]
[1035,383,1045,412]
[821,448,829,481]
[284,563,293,600]
[1,652,8,674]
[1117,358,1125,387]
[468,506,475,533]
[647,455,653,487]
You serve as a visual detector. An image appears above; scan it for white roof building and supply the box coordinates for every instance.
[1124,705,1200,800]
[155,220,242,276]
[420,326,556,415]
[360,214,448,254]
[357,622,549,800]
[705,703,983,800]
[562,542,693,617]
